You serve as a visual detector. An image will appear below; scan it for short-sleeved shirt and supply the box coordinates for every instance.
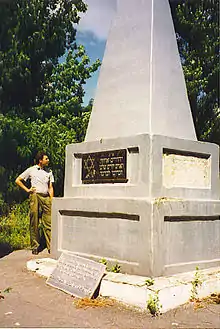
[19,165,54,194]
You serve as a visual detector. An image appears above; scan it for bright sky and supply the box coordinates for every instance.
[76,0,117,105]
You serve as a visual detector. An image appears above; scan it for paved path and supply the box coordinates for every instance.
[0,250,219,328]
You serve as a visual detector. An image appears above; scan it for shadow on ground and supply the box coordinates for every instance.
[0,242,13,259]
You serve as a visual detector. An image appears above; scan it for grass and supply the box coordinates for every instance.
[0,200,30,250]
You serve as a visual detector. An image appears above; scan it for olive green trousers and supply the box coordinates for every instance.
[29,193,52,251]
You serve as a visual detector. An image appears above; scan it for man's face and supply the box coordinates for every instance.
[40,155,49,167]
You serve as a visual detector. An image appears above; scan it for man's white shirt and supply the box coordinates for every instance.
[19,165,54,194]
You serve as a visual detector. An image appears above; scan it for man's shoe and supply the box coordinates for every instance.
[32,249,39,255]
[37,245,45,253]
[48,249,50,254]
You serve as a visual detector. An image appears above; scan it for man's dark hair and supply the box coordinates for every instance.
[35,151,47,164]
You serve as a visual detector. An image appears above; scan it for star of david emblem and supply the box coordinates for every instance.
[84,155,96,179]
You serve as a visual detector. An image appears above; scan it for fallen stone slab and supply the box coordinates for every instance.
[27,258,220,313]
[46,252,106,298]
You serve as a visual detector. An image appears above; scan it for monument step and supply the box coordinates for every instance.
[27,257,220,313]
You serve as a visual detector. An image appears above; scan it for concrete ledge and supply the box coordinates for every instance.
[26,258,220,313]
[27,258,57,277]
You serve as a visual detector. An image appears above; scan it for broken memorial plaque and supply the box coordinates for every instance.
[46,252,106,298]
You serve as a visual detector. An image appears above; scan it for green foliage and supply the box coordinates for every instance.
[0,287,13,300]
[0,200,30,249]
[3,287,12,293]
[190,266,203,300]
[147,292,161,316]
[99,258,121,273]
[99,258,108,266]
[145,278,155,287]
[0,0,87,113]
[110,262,121,273]
[170,0,220,144]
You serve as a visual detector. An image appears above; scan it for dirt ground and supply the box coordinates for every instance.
[0,249,219,328]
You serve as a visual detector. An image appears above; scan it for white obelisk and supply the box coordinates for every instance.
[86,0,196,142]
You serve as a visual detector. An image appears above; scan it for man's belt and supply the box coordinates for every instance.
[37,193,49,197]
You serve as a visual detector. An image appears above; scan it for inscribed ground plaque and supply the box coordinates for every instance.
[46,252,106,298]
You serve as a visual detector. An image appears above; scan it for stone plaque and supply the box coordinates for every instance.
[163,151,211,189]
[46,253,106,298]
[82,149,127,184]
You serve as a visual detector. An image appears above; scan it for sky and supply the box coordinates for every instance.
[76,0,117,105]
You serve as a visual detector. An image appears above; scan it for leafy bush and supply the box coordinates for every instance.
[0,200,30,250]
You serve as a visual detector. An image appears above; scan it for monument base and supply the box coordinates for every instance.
[51,134,220,276]
[51,197,220,277]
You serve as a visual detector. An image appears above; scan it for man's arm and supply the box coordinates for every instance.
[15,176,35,194]
[48,182,54,198]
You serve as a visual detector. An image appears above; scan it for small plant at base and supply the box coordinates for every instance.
[110,262,121,273]
[0,287,13,300]
[190,266,202,301]
[99,258,108,266]
[145,278,154,287]
[3,287,12,293]
[99,259,121,273]
[147,291,161,316]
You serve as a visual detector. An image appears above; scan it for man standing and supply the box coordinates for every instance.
[15,151,54,255]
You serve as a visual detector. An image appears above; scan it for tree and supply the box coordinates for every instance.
[23,49,99,196]
[0,0,87,114]
[0,0,100,212]
[170,0,220,144]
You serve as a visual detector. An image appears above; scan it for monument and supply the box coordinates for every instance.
[51,0,220,276]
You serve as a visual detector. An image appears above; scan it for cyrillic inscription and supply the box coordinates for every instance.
[82,149,127,184]
[46,253,106,298]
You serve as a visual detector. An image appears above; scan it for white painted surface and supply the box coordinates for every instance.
[60,214,142,262]
[86,0,196,141]
[165,220,220,265]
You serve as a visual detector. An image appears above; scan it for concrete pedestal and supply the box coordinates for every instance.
[51,134,220,276]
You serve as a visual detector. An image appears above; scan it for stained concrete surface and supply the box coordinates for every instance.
[0,249,219,328]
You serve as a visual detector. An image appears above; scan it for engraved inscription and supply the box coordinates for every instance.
[46,253,106,298]
[163,151,211,189]
[82,149,127,184]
